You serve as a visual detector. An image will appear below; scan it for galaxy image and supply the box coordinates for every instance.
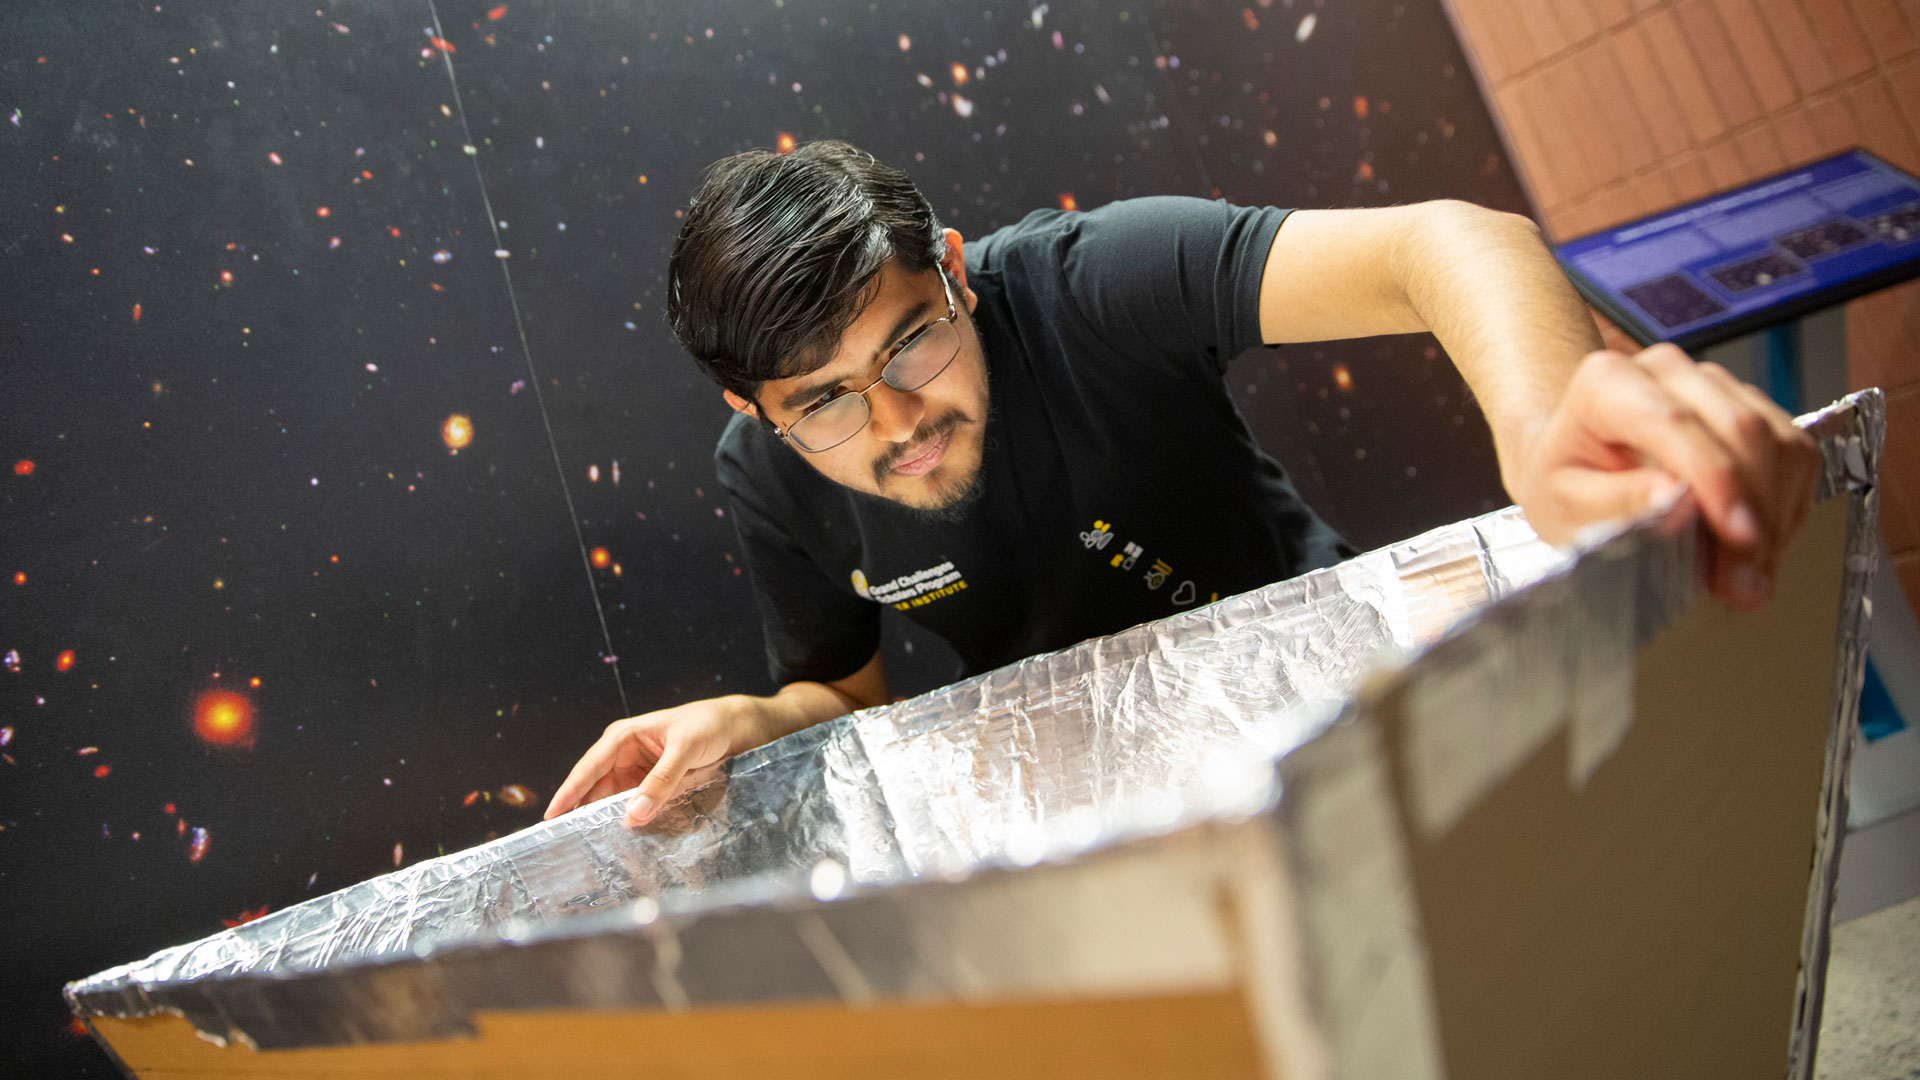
[0,0,1525,1071]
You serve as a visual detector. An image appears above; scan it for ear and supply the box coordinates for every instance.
[939,228,978,313]
[722,389,758,417]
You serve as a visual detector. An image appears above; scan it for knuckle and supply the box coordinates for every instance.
[1578,349,1625,375]
[1695,459,1738,493]
[1637,342,1690,370]
[1732,410,1770,444]
[1571,352,1616,388]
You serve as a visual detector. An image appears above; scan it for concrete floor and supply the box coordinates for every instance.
[1817,895,1920,1079]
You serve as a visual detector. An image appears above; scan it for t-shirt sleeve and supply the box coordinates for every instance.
[1005,196,1291,381]
[715,441,881,688]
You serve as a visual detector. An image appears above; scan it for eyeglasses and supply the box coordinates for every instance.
[770,277,962,453]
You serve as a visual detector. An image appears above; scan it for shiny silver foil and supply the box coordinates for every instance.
[69,392,1884,1080]
[1788,389,1885,1080]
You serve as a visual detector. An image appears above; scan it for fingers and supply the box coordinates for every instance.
[1545,464,1681,533]
[1640,353,1792,534]
[1632,354,1777,608]
[1634,348,1820,608]
[1712,369,1818,544]
[544,727,624,819]
[1527,345,1821,612]
[546,700,744,825]
[578,773,626,808]
[624,739,695,827]
[1652,358,1781,516]
[1572,349,1759,552]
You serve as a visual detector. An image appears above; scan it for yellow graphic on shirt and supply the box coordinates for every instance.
[1144,558,1172,590]
[855,561,970,611]
[892,579,968,610]
[1090,519,1211,608]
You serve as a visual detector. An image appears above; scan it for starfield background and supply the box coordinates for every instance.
[1,0,1527,1071]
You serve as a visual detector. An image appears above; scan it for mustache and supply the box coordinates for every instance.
[872,410,969,483]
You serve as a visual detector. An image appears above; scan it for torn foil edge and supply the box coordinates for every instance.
[1786,387,1884,1080]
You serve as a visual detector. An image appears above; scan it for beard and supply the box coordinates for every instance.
[906,459,986,523]
[862,299,993,522]
[870,408,969,485]
[862,408,989,523]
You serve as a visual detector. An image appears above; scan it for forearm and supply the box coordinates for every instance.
[1258,201,1817,612]
[727,647,890,751]
[548,652,888,822]
[739,680,866,748]
[1392,201,1603,492]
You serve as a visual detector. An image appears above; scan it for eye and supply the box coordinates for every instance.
[886,335,915,361]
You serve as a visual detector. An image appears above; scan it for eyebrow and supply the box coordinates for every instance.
[778,298,935,412]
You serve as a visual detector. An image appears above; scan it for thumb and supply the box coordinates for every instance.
[624,740,694,827]
[1540,467,1680,543]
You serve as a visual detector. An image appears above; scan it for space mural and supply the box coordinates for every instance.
[0,0,1526,1071]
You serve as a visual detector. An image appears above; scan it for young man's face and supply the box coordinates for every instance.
[726,231,990,513]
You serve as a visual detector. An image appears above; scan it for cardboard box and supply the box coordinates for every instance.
[69,392,1884,1080]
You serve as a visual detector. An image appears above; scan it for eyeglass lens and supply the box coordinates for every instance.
[787,319,960,451]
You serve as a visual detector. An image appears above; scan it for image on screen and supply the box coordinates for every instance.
[1773,219,1872,261]
[1868,201,1920,244]
[1621,273,1729,329]
[1555,150,1920,347]
[1706,251,1808,294]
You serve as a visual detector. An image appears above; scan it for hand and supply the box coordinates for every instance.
[1504,344,1820,611]
[543,695,765,826]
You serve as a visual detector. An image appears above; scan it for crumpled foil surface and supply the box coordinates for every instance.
[67,392,1884,1078]
[1787,388,1885,1080]
[69,500,1561,1006]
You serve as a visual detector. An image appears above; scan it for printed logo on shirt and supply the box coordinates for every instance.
[1087,520,1213,608]
[856,560,970,611]
[1144,558,1172,590]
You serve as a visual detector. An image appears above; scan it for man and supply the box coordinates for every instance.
[545,141,1818,827]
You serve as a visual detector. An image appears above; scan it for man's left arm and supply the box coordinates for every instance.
[1258,200,1819,611]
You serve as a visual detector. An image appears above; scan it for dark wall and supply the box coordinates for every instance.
[0,0,1526,1071]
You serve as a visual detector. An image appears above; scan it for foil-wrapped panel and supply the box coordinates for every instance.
[68,392,1884,1080]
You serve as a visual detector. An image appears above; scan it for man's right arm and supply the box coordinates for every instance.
[543,647,889,826]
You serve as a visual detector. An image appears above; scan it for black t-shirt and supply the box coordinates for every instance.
[715,195,1355,686]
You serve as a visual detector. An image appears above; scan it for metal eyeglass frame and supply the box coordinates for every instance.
[768,275,961,453]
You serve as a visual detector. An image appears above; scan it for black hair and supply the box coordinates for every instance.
[666,140,946,401]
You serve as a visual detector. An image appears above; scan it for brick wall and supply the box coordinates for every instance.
[1441,0,1920,610]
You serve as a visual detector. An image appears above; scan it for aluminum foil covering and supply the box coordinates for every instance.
[68,392,1885,1080]
[1787,388,1884,1080]
[1299,389,1884,1080]
[67,500,1566,1009]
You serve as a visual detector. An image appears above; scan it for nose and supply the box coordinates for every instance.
[864,381,924,444]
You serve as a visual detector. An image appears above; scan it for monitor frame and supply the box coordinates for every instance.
[1553,148,1920,352]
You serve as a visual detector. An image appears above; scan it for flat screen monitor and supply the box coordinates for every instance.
[1554,149,1920,351]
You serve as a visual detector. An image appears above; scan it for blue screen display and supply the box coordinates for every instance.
[1556,150,1920,344]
